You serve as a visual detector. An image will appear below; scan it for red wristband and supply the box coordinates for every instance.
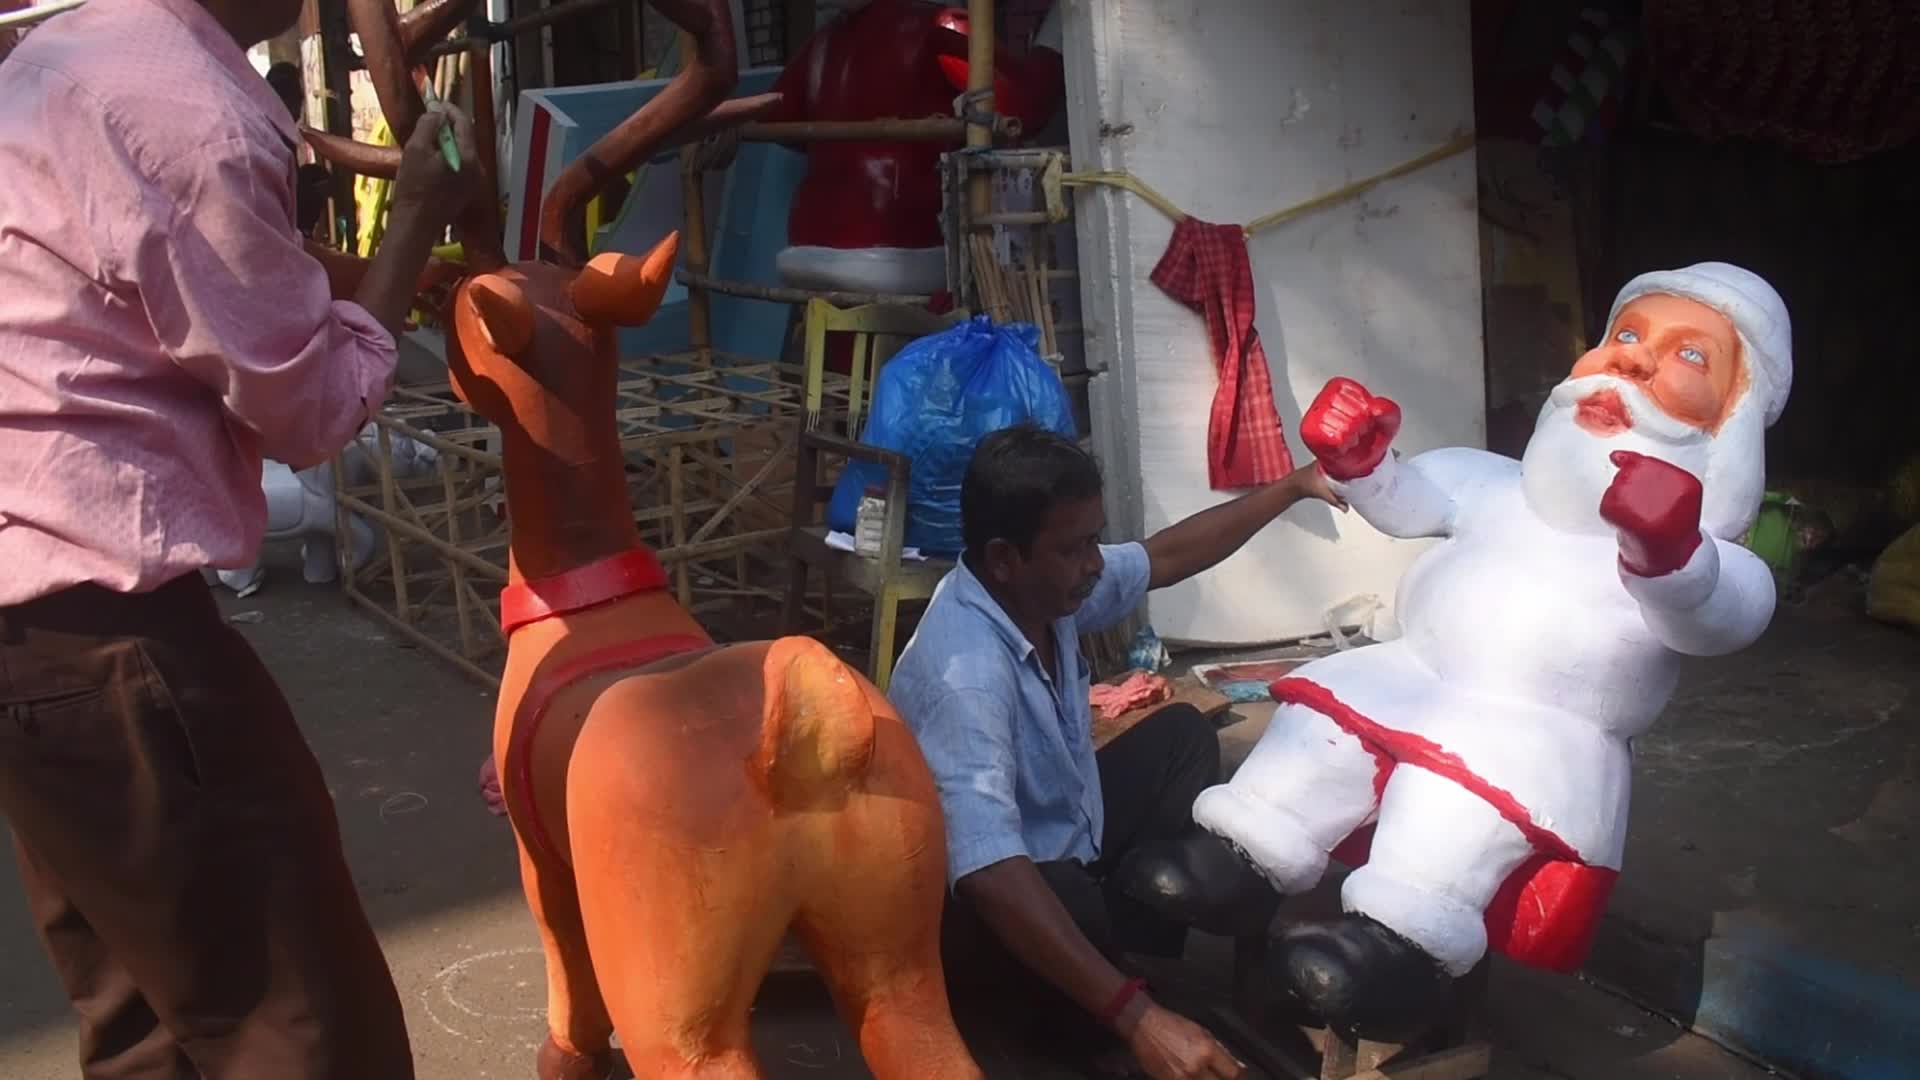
[1099,977,1148,1028]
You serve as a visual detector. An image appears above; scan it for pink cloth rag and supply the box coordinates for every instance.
[1089,670,1172,724]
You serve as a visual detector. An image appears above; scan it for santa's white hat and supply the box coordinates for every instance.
[1607,262,1793,427]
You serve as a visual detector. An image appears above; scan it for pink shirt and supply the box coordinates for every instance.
[0,0,398,606]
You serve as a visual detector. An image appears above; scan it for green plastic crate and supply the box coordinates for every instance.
[1742,490,1801,581]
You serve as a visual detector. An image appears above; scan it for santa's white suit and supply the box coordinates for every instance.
[1195,263,1792,976]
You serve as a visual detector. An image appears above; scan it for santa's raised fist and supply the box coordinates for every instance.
[1600,451,1705,578]
[1303,378,1403,481]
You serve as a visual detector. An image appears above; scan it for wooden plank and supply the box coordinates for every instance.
[677,269,934,309]
[1352,1044,1491,1080]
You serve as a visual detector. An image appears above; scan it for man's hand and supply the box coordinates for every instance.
[356,107,483,336]
[1600,450,1704,577]
[1283,460,1349,512]
[1125,1003,1246,1080]
[1302,378,1401,482]
[391,106,484,222]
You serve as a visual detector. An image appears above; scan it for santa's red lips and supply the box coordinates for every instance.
[1575,390,1633,435]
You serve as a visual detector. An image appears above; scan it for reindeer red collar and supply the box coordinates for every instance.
[308,4,981,1078]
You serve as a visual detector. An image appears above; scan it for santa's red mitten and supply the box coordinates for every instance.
[1599,451,1705,578]
[1302,378,1402,482]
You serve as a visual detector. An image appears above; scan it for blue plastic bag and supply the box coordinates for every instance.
[827,316,1076,556]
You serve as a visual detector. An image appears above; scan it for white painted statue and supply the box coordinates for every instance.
[212,424,439,597]
[1122,262,1791,1037]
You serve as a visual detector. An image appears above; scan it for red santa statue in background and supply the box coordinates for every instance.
[762,0,1064,295]
[1119,262,1792,1038]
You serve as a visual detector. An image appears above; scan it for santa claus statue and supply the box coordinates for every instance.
[1121,262,1792,1037]
[763,0,1064,295]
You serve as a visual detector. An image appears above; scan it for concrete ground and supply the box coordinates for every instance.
[0,556,1825,1079]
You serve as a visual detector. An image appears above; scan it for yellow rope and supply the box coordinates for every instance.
[1056,131,1476,237]
[1057,169,1188,223]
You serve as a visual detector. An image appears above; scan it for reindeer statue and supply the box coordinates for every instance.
[304,3,983,1078]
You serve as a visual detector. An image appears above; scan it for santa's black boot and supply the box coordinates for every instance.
[1111,827,1283,938]
[1269,914,1455,1042]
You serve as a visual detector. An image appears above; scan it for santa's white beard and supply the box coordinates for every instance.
[1521,376,1713,536]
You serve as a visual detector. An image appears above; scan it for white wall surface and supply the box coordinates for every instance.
[1062,0,1485,646]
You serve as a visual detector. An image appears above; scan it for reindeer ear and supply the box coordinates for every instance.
[570,232,681,328]
[467,274,534,356]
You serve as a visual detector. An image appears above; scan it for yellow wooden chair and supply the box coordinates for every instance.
[802,298,965,434]
[781,430,954,693]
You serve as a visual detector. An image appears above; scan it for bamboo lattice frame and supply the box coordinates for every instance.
[334,349,857,687]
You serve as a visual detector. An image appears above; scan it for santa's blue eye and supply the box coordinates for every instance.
[1615,329,1640,344]
[1679,346,1706,367]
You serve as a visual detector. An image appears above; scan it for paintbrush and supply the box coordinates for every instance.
[419,77,462,173]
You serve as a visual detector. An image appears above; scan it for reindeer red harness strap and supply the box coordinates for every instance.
[502,547,711,867]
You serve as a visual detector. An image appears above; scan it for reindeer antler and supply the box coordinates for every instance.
[304,0,513,270]
[306,0,779,274]
[399,0,479,55]
[303,0,474,181]
[535,0,782,265]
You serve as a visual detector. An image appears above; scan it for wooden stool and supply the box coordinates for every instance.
[1203,936,1493,1080]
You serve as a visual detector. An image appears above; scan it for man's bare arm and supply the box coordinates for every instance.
[958,857,1137,1023]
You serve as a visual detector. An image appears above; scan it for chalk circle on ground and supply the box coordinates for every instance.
[419,946,548,1042]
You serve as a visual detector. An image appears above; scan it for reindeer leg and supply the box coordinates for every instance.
[565,686,788,1079]
[494,696,614,1079]
[793,723,983,1080]
[513,840,618,1080]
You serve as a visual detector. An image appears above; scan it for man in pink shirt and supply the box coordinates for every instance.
[0,0,480,1076]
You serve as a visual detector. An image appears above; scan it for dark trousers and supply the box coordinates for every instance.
[0,574,414,1079]
[941,703,1220,1035]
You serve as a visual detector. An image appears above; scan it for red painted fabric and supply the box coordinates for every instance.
[1149,217,1296,491]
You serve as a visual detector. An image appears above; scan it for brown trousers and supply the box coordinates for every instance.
[0,574,414,1079]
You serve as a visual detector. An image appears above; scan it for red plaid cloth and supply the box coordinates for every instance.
[1150,217,1295,490]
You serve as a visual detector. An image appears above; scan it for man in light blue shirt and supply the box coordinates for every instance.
[890,425,1344,1079]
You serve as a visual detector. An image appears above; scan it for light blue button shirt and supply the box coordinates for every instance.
[889,542,1152,885]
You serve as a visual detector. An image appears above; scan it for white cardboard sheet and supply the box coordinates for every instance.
[1062,0,1486,646]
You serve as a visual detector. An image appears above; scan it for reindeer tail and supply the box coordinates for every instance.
[755,636,878,809]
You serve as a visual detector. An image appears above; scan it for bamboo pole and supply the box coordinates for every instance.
[345,589,502,688]
[441,453,477,658]
[422,0,620,59]
[740,116,1019,144]
[375,425,413,623]
[680,151,715,365]
[669,447,691,606]
[677,33,715,366]
[964,0,995,222]
[337,495,510,582]
[675,270,932,309]
[687,443,790,545]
